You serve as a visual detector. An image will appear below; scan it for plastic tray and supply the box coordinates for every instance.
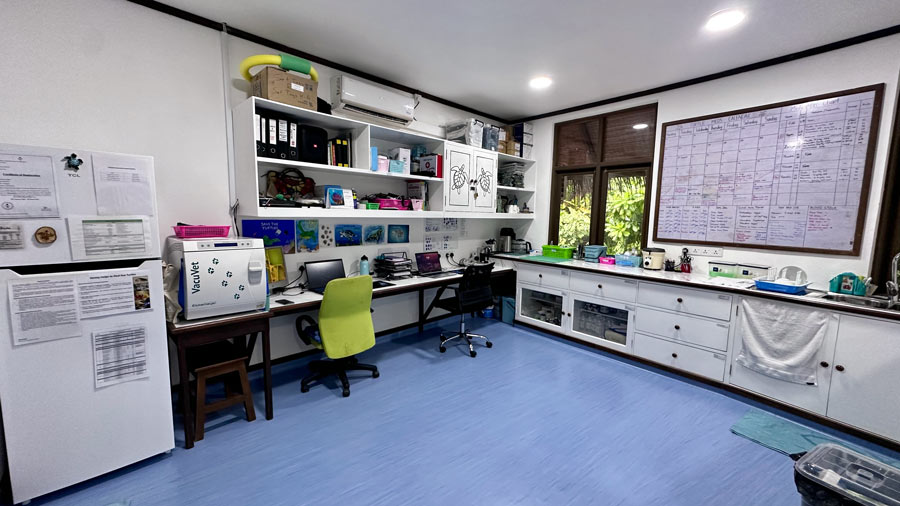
[173,225,230,238]
[615,254,642,267]
[541,245,574,259]
[754,278,811,295]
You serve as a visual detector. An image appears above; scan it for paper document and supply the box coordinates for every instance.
[68,215,152,260]
[0,153,59,218]
[92,153,155,216]
[92,325,149,388]
[0,223,24,249]
[78,270,151,319]
[8,277,81,345]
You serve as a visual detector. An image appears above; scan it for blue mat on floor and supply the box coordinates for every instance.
[731,409,900,467]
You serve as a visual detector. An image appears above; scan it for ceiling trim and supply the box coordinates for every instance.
[513,23,900,123]
[127,0,512,124]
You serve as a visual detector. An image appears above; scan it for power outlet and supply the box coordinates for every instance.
[687,246,723,257]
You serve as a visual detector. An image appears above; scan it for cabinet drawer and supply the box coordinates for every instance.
[635,307,730,351]
[569,273,637,301]
[517,266,569,289]
[633,333,727,382]
[637,283,733,321]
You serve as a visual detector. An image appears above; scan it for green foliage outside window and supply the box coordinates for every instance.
[603,176,646,255]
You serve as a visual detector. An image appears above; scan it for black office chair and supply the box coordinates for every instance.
[436,263,494,357]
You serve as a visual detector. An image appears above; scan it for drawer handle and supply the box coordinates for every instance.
[676,297,684,303]
[820,361,829,368]
[567,312,572,317]
[538,274,542,278]
[597,284,603,289]
[835,365,845,372]
[674,324,681,330]
[671,352,678,358]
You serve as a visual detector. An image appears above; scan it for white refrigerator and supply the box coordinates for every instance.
[0,143,174,504]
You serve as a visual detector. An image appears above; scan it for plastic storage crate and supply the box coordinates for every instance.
[795,443,900,506]
[614,254,642,267]
[173,225,230,239]
[541,245,574,259]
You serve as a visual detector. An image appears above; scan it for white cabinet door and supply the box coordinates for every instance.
[472,148,497,211]
[516,283,567,333]
[728,301,838,415]
[634,333,727,382]
[568,293,634,354]
[827,316,900,442]
[444,142,473,211]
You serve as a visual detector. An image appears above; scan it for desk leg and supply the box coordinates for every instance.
[418,289,425,333]
[262,323,273,420]
[177,342,194,449]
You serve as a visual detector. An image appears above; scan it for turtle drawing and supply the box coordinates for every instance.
[365,227,384,244]
[450,164,468,194]
[478,168,492,193]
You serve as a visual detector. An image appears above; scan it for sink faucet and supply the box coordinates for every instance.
[888,251,900,308]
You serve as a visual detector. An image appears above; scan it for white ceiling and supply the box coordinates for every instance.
[162,0,900,120]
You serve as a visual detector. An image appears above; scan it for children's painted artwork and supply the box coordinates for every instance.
[363,225,385,244]
[334,224,362,247]
[241,219,296,254]
[320,225,334,247]
[388,224,410,243]
[296,220,319,252]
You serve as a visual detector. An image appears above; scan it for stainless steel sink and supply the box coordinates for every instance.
[821,293,895,309]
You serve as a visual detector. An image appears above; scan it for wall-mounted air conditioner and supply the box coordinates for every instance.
[331,75,416,127]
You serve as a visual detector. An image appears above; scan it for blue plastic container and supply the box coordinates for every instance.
[753,279,810,295]
[501,296,516,325]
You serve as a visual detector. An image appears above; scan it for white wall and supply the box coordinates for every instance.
[527,35,900,289]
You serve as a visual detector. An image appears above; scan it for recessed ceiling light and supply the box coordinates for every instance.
[529,75,553,90]
[632,123,649,130]
[705,9,746,32]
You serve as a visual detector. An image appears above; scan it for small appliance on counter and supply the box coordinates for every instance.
[165,237,268,320]
[511,239,532,254]
[641,248,666,270]
[498,227,515,253]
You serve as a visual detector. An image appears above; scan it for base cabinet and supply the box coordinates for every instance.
[568,294,634,353]
[517,283,567,332]
[633,333,727,381]
[826,316,900,442]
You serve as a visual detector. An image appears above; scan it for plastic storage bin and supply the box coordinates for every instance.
[795,443,900,506]
[737,263,771,279]
[542,245,574,259]
[614,254,642,267]
[709,261,737,277]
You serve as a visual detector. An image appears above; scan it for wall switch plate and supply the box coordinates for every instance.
[687,246,723,257]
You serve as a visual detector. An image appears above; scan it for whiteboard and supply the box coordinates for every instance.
[653,85,883,255]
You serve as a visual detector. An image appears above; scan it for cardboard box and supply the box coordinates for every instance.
[509,141,521,156]
[389,147,411,173]
[497,140,508,153]
[417,154,442,177]
[521,143,533,160]
[388,159,405,173]
[251,66,318,111]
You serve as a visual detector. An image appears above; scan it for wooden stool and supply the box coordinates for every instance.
[194,357,256,441]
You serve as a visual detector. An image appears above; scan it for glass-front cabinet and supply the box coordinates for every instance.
[568,294,634,353]
[518,285,566,331]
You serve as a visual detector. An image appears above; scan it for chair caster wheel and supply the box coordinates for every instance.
[486,341,493,348]
[372,371,380,378]
[470,350,477,358]
[439,346,446,353]
[300,385,309,393]
[342,389,350,398]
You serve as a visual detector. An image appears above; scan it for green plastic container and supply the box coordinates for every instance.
[541,245,574,259]
[365,202,380,210]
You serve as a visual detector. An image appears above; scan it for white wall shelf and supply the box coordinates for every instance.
[258,157,443,183]
[498,153,536,165]
[497,185,535,193]
[254,207,444,219]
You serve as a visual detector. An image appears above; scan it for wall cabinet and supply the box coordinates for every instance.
[443,142,497,213]
[728,298,839,415]
[568,294,634,353]
[826,316,900,442]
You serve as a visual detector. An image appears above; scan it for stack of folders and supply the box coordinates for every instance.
[254,111,301,161]
[583,245,607,263]
[374,255,412,280]
[327,135,352,167]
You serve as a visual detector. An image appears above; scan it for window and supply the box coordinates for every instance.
[549,105,657,253]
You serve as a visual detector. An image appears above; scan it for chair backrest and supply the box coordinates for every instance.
[458,263,494,312]
[318,275,375,359]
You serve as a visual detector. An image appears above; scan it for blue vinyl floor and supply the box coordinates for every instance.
[26,318,900,506]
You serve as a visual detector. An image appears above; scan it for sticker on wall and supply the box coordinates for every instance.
[387,224,409,244]
[320,225,334,247]
[296,220,319,252]
[363,225,385,244]
[334,224,362,247]
[241,219,296,254]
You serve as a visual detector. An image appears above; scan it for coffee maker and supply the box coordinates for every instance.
[498,227,515,253]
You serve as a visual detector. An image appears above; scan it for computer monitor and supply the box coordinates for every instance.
[305,259,345,292]
[415,252,442,274]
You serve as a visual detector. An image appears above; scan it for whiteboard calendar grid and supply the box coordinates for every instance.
[652,84,884,255]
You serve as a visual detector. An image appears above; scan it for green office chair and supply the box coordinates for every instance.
[295,275,379,397]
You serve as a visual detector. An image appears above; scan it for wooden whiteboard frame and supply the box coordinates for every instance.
[652,83,884,256]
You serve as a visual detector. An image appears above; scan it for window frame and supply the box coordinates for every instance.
[548,104,658,248]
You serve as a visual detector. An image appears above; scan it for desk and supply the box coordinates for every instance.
[270,266,515,332]
[167,311,273,448]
